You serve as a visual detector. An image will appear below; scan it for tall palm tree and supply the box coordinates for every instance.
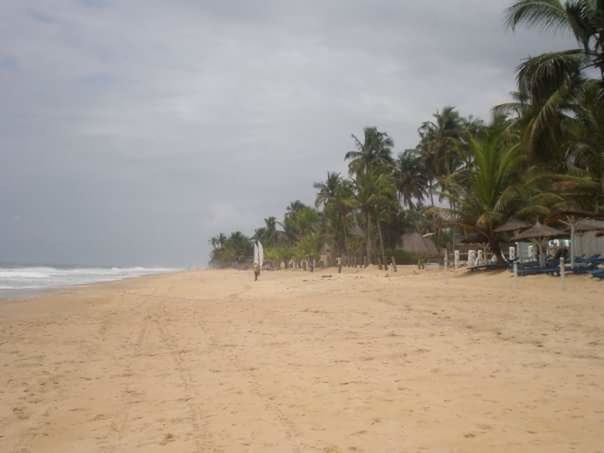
[506,1,604,162]
[345,127,394,176]
[507,0,604,84]
[314,172,354,255]
[352,168,397,263]
[314,172,342,209]
[416,107,468,205]
[253,216,280,246]
[394,150,428,209]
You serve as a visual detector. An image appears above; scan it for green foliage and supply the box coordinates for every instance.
[345,127,394,176]
[209,2,604,267]
[505,0,604,164]
[209,231,253,268]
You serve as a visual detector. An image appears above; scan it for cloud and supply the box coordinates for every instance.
[0,0,575,265]
[0,55,18,71]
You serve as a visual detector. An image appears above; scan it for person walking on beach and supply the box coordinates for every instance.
[253,240,264,281]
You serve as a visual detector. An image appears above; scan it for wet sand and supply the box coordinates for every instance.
[1,267,603,452]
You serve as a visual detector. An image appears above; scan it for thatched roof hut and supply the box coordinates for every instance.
[401,232,439,257]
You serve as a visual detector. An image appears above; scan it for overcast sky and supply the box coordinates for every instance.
[0,0,574,267]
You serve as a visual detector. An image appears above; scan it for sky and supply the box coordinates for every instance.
[0,0,575,267]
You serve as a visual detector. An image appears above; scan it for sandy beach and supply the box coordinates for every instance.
[1,268,603,452]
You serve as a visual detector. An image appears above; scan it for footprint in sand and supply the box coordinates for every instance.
[160,433,175,445]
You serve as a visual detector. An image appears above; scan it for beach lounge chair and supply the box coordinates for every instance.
[468,262,507,272]
[516,263,560,277]
[569,262,597,274]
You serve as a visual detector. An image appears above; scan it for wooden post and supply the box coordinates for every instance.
[337,257,342,274]
[391,256,397,272]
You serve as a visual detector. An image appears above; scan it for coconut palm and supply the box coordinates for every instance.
[416,107,468,205]
[210,233,227,250]
[282,201,322,244]
[506,0,604,162]
[507,1,604,83]
[253,216,280,246]
[345,127,394,176]
[352,168,397,263]
[560,80,604,211]
[452,129,562,259]
[314,172,354,254]
[394,150,429,209]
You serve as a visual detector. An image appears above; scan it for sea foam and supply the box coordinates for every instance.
[0,266,179,292]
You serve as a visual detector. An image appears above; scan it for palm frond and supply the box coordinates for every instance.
[517,49,584,101]
[506,0,568,31]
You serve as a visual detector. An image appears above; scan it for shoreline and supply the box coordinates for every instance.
[0,269,188,302]
[1,268,603,452]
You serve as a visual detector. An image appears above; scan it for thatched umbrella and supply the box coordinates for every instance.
[494,218,531,233]
[401,232,439,258]
[512,222,566,266]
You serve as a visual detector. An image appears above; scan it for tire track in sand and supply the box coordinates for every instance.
[153,303,211,453]
[104,291,154,453]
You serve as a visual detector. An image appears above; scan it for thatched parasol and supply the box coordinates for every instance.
[494,218,531,233]
[512,221,565,241]
[512,222,566,267]
[401,232,439,258]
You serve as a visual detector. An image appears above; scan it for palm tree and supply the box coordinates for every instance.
[394,150,429,209]
[416,107,468,205]
[453,129,562,259]
[314,172,342,209]
[210,233,227,250]
[561,80,604,211]
[314,172,354,254]
[506,1,604,162]
[282,201,322,244]
[345,127,394,176]
[352,168,397,263]
[507,0,604,84]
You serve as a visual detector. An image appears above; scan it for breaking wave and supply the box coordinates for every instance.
[0,266,179,292]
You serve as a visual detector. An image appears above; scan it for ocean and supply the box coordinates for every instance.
[0,266,179,295]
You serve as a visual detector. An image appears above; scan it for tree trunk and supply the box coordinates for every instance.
[366,211,372,265]
[428,180,435,206]
[377,219,386,270]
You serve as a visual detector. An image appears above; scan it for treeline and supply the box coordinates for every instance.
[210,1,604,268]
